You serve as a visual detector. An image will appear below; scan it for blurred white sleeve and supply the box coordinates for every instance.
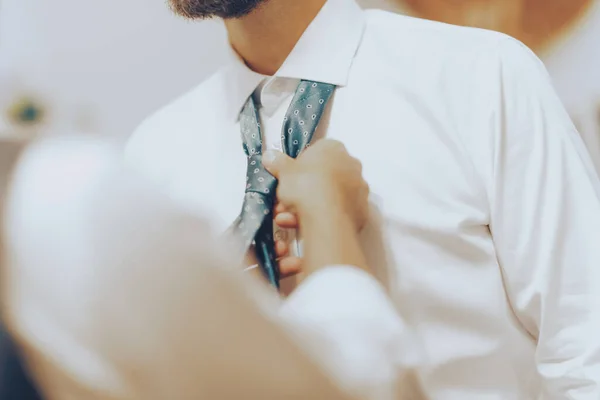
[283,267,422,400]
[2,136,418,400]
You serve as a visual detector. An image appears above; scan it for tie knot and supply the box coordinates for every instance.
[245,154,277,198]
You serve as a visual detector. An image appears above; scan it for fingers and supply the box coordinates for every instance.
[304,138,347,154]
[275,203,287,214]
[275,240,289,258]
[262,150,294,178]
[274,203,299,229]
[247,240,302,280]
[278,256,303,278]
[275,239,302,278]
[245,258,302,279]
[275,212,298,229]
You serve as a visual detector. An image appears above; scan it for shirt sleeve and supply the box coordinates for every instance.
[484,38,600,398]
[282,267,423,400]
[2,137,415,400]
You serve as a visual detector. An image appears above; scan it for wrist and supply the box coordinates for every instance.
[299,205,370,276]
[294,185,349,225]
[300,204,350,235]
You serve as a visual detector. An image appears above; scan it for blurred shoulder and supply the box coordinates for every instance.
[4,135,122,267]
[8,135,120,216]
[124,69,228,179]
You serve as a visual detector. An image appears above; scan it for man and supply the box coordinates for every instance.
[126,0,600,398]
[1,135,421,399]
[361,0,600,173]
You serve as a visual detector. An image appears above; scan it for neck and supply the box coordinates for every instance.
[225,0,328,75]
[405,0,523,37]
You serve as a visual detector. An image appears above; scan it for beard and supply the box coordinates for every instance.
[168,0,269,19]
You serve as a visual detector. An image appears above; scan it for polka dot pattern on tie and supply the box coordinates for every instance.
[282,80,335,158]
[231,80,336,289]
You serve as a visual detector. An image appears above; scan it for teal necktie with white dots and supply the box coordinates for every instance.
[233,80,335,289]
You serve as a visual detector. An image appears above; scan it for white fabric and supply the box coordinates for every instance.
[360,0,600,174]
[1,136,414,399]
[126,0,600,398]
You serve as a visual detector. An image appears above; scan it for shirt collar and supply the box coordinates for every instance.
[224,0,366,121]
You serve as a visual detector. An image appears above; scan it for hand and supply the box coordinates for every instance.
[244,241,302,280]
[262,140,371,276]
[262,139,370,231]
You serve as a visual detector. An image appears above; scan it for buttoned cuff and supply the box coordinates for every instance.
[282,265,422,366]
[280,265,422,397]
[284,265,399,324]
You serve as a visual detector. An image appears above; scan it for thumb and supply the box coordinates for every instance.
[262,150,293,178]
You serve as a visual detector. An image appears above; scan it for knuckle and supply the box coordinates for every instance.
[288,170,315,190]
[354,158,363,172]
[332,140,347,153]
[322,139,343,151]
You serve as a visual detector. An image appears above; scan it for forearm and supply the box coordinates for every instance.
[299,205,369,276]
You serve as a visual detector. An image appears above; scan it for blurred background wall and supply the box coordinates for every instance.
[0,0,228,140]
[1,0,599,170]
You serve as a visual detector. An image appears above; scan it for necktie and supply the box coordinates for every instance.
[233,80,335,289]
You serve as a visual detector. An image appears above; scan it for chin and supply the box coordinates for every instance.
[168,0,268,20]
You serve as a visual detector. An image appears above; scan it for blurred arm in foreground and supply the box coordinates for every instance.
[1,136,420,399]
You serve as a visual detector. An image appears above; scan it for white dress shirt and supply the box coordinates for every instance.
[126,0,600,398]
[1,136,418,400]
[361,0,600,175]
